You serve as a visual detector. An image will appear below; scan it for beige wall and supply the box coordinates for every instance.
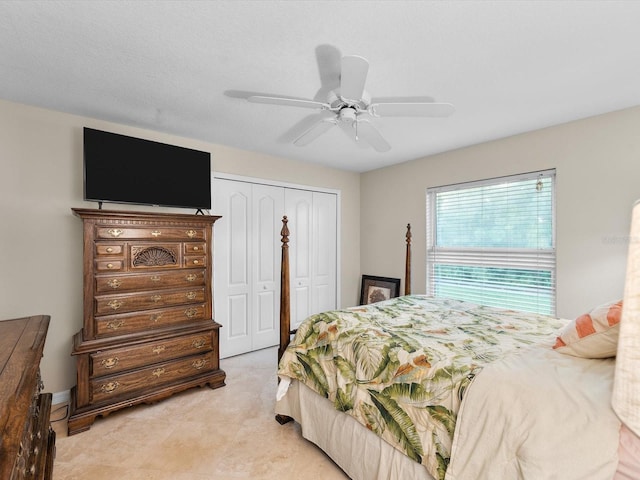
[361,106,640,320]
[5,95,638,396]
[0,99,360,395]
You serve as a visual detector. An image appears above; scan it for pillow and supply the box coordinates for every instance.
[553,300,622,358]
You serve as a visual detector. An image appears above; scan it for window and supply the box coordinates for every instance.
[426,170,556,315]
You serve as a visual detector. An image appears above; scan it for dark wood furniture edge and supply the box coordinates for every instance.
[71,321,223,354]
[71,207,221,224]
[68,369,226,435]
[0,315,54,480]
[405,223,412,295]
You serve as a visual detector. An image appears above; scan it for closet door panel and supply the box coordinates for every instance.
[285,190,313,329]
[252,184,283,349]
[312,192,337,314]
[213,179,252,358]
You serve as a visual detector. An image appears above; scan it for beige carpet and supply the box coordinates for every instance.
[51,346,349,479]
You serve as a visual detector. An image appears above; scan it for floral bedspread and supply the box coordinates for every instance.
[277,295,567,480]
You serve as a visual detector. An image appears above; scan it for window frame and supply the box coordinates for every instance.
[426,169,557,315]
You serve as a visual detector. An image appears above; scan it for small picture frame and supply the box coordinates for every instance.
[360,275,401,305]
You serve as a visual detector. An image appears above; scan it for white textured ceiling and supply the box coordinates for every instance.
[1,1,639,172]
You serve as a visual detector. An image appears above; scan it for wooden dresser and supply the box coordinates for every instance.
[68,209,226,435]
[0,315,55,480]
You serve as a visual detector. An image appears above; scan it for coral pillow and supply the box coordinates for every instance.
[553,300,622,358]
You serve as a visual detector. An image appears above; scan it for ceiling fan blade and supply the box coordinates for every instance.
[369,102,455,117]
[340,55,369,102]
[293,119,336,146]
[248,96,329,110]
[355,119,390,152]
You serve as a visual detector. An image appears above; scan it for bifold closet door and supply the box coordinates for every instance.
[285,189,337,330]
[251,184,283,350]
[213,179,282,358]
[311,191,337,317]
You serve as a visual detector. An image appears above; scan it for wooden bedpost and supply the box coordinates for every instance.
[278,216,291,362]
[276,216,294,425]
[405,223,412,295]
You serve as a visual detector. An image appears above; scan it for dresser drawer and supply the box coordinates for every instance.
[184,243,206,254]
[91,331,214,376]
[95,260,124,272]
[95,287,206,315]
[184,255,206,267]
[95,269,206,293]
[96,227,206,241]
[95,244,125,256]
[94,304,207,337]
[90,351,216,403]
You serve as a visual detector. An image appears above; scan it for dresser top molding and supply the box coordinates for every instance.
[71,208,221,225]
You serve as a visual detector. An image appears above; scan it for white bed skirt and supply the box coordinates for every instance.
[275,378,435,480]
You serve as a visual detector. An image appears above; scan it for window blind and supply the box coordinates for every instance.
[426,170,556,315]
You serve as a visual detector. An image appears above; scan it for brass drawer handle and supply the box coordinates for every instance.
[107,300,123,310]
[184,308,198,318]
[152,368,165,378]
[100,381,120,394]
[100,357,119,369]
[108,229,123,238]
[192,259,199,265]
[106,319,125,331]
[151,294,162,303]
[192,358,208,370]
[151,230,162,237]
[186,291,197,300]
[193,246,199,251]
[106,263,115,269]
[150,275,161,283]
[192,338,206,349]
[186,274,197,282]
[106,247,114,253]
[152,345,166,355]
[150,313,163,323]
[186,230,197,238]
[107,279,121,289]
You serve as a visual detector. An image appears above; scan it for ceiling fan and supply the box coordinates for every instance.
[246,55,455,152]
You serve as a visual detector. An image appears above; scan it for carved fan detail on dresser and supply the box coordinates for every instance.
[132,246,177,267]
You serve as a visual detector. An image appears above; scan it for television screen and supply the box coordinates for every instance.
[83,128,211,210]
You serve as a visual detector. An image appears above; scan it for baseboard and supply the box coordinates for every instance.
[52,389,70,406]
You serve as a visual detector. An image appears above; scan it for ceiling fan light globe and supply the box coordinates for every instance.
[339,107,357,123]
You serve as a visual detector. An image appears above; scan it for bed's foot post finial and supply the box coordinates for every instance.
[405,223,412,295]
[278,216,291,362]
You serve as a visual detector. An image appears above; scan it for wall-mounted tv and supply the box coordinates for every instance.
[83,127,211,211]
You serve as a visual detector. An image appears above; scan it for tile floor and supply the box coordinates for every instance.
[51,347,349,479]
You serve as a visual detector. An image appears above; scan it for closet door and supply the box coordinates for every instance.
[285,190,338,330]
[215,177,338,355]
[213,179,252,358]
[312,192,337,315]
[285,189,313,330]
[214,178,283,357]
[251,184,283,350]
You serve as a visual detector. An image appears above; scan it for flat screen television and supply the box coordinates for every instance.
[83,127,211,211]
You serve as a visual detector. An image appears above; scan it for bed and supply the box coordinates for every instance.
[274,217,637,480]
